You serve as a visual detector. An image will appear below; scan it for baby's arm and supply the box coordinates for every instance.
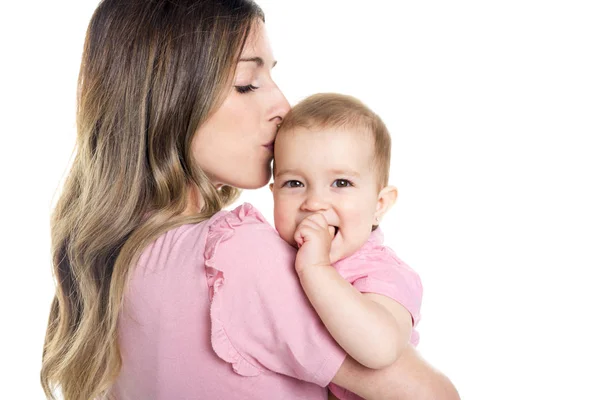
[294,214,413,369]
[298,262,412,369]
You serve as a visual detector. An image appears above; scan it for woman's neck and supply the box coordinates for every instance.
[183,184,204,216]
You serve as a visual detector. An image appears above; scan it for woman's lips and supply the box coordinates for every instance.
[263,141,274,152]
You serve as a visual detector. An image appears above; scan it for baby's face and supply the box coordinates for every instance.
[272,126,381,263]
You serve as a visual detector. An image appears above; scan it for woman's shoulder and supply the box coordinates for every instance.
[205,202,283,250]
[137,203,280,269]
[204,202,293,269]
[207,202,275,237]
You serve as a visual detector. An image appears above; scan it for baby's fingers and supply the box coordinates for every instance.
[327,225,335,238]
[293,219,323,246]
[293,225,311,247]
[303,213,329,229]
[303,214,335,239]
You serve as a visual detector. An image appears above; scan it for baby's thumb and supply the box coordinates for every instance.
[294,230,304,247]
[328,226,335,238]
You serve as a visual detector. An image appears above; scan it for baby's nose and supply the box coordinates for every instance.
[301,193,329,212]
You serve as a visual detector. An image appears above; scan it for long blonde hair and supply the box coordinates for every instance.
[41,1,263,398]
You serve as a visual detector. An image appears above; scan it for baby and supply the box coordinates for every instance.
[270,93,423,400]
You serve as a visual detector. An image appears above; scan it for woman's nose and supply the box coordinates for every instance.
[269,83,291,123]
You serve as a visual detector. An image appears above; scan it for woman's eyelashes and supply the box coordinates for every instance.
[234,84,259,94]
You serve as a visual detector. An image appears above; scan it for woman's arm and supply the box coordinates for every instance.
[208,205,458,398]
[332,346,460,400]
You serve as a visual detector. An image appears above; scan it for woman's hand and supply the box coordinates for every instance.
[332,346,460,400]
[293,212,336,274]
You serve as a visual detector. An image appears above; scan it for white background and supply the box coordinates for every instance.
[1,1,599,399]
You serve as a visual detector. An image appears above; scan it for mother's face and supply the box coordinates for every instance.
[192,21,290,189]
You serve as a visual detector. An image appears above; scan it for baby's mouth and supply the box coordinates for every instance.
[333,226,339,237]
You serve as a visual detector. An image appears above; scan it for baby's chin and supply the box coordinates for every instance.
[329,242,351,265]
[329,253,343,265]
[330,232,367,264]
[273,225,296,248]
[284,233,301,249]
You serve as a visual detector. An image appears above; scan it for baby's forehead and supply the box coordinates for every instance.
[277,123,373,144]
[274,124,376,167]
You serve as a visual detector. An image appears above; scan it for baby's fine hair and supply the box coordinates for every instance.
[277,93,391,188]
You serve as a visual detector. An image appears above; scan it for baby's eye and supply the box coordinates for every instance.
[283,180,304,188]
[332,179,353,188]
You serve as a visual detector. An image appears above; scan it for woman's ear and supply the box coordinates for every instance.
[373,185,398,225]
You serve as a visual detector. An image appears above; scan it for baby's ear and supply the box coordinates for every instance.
[373,185,398,225]
[269,183,274,192]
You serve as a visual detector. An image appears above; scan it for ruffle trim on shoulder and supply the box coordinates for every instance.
[205,203,267,377]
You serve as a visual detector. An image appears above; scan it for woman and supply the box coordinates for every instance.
[41,0,459,399]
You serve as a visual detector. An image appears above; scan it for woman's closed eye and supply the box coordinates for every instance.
[235,84,259,94]
[332,179,353,188]
[282,180,304,188]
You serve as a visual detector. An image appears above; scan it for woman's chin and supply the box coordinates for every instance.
[232,169,271,190]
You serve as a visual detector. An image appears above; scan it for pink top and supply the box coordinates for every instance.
[333,228,422,344]
[328,228,423,400]
[110,203,346,400]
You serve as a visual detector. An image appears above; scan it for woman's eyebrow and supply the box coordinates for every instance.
[238,56,277,68]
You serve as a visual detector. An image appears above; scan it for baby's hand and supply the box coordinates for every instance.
[294,213,336,274]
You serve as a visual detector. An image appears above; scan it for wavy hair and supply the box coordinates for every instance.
[41,1,263,398]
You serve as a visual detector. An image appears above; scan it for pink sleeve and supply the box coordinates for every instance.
[329,246,425,400]
[351,249,423,338]
[205,204,346,387]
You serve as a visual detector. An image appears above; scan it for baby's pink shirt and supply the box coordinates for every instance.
[328,228,423,400]
[109,203,346,400]
[333,228,422,344]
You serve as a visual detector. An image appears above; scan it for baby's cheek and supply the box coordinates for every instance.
[345,208,375,244]
[273,208,296,245]
[344,205,371,228]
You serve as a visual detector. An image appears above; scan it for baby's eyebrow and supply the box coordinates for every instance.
[329,169,361,177]
[274,168,296,178]
[238,56,277,68]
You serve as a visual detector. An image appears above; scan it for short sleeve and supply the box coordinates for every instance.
[204,203,346,387]
[347,248,423,341]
